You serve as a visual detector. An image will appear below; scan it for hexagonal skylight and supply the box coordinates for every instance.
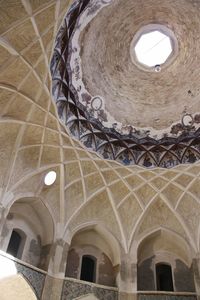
[135,30,172,67]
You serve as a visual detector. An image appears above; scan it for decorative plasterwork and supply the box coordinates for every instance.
[1,0,200,267]
[51,0,200,168]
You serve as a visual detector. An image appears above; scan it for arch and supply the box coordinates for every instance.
[3,194,56,240]
[137,228,193,266]
[129,194,197,254]
[1,196,55,270]
[137,228,195,292]
[5,194,56,234]
[65,224,120,287]
[67,223,121,266]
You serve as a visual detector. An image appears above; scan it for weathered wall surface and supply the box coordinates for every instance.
[174,260,195,292]
[137,256,155,291]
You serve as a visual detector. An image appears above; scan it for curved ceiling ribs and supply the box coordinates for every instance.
[51,0,200,169]
[0,0,200,255]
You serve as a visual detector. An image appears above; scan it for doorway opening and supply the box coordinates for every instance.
[80,255,96,283]
[156,263,174,291]
[7,229,26,259]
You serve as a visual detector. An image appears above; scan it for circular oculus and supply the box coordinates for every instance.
[182,114,194,127]
[91,96,103,111]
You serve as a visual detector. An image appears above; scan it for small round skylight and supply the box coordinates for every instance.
[135,30,172,67]
[44,171,57,185]
[130,24,178,72]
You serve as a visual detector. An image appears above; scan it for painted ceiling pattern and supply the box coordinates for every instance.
[51,0,200,168]
[0,0,200,256]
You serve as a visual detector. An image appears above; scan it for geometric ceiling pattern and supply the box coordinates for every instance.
[51,0,200,168]
[0,0,200,257]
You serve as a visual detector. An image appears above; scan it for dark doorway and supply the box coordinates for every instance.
[156,263,174,291]
[80,255,96,283]
[7,230,23,259]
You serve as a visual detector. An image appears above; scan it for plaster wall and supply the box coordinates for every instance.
[65,245,116,287]
[2,216,41,266]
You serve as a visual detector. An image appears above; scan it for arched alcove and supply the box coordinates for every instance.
[137,229,195,292]
[1,197,54,270]
[65,225,120,287]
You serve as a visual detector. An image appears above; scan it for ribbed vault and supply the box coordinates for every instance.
[0,0,199,259]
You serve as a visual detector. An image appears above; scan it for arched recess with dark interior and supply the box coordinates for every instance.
[156,263,173,291]
[137,229,195,292]
[1,197,54,270]
[80,255,97,282]
[65,225,120,286]
[6,228,26,259]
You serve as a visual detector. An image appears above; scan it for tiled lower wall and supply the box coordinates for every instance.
[15,260,46,299]
[62,279,118,300]
[0,252,197,300]
[138,294,197,300]
[0,252,46,299]
[61,283,197,300]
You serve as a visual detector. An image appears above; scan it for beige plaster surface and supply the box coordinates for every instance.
[0,274,37,300]
[0,0,199,284]
[41,275,63,300]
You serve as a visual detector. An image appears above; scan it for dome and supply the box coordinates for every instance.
[1,1,200,299]
[51,0,200,168]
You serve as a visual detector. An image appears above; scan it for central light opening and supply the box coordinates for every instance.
[130,24,178,72]
[135,30,172,67]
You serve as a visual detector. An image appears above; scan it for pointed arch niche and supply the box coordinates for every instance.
[1,197,54,271]
[137,229,195,293]
[65,225,120,287]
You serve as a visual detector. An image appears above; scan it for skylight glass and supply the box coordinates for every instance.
[135,30,172,67]
[44,171,57,186]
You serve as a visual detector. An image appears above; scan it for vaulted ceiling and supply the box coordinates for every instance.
[0,0,200,256]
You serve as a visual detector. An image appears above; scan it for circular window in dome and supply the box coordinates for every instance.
[131,24,178,72]
[44,171,56,186]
